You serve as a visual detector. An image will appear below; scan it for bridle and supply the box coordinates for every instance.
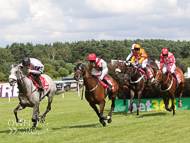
[74,63,100,92]
[123,65,138,81]
[154,70,173,92]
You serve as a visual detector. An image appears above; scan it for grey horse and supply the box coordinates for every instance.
[9,65,64,129]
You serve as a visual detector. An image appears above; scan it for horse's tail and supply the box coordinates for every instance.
[55,89,64,95]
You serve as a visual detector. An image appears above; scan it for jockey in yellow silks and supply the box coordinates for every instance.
[130,44,150,79]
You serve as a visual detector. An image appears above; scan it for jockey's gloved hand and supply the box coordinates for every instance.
[135,63,140,68]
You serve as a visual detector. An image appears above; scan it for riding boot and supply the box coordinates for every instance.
[102,78,113,92]
[143,67,150,80]
[172,72,178,85]
[38,79,44,91]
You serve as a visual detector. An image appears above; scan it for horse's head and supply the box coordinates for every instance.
[9,64,20,86]
[123,63,135,82]
[115,61,125,77]
[153,70,163,86]
[74,59,85,81]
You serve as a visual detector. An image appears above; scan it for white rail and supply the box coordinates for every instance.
[54,80,83,98]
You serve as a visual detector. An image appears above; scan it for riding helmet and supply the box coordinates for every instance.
[22,57,30,66]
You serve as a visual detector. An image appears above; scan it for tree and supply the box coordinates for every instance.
[58,67,69,77]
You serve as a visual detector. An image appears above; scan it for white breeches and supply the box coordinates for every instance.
[162,64,176,74]
[92,67,108,80]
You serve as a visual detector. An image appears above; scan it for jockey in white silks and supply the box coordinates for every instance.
[19,57,44,91]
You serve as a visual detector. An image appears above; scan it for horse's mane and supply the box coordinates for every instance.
[176,63,186,74]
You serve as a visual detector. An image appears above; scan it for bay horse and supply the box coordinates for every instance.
[9,65,64,129]
[115,60,130,106]
[123,59,159,115]
[153,67,185,115]
[74,59,119,126]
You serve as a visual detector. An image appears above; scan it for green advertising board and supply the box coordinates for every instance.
[114,98,190,112]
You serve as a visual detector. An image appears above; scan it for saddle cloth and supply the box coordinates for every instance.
[138,67,153,80]
[171,71,181,84]
[97,76,114,90]
[29,76,49,90]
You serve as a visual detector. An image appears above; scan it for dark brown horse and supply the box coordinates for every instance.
[115,60,130,106]
[153,67,185,115]
[74,59,119,126]
[123,59,159,115]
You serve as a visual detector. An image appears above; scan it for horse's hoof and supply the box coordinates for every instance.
[123,103,127,106]
[31,126,36,129]
[108,118,112,123]
[178,103,182,108]
[102,122,106,127]
[127,111,132,114]
[18,119,24,123]
[41,118,45,123]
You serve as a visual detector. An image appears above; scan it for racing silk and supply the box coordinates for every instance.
[88,58,107,76]
[131,48,148,64]
[160,52,176,71]
[126,51,134,61]
[19,58,44,74]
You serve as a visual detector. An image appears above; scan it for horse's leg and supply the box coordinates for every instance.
[136,90,143,115]
[127,90,135,114]
[163,96,172,112]
[41,96,53,123]
[178,83,184,108]
[14,103,26,123]
[31,103,40,129]
[171,95,175,115]
[107,93,117,123]
[123,88,128,106]
[89,103,106,126]
[99,101,106,126]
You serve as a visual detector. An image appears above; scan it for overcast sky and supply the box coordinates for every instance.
[0,0,190,48]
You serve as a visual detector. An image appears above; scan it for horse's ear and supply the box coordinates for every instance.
[82,59,85,63]
[11,64,14,68]
[78,59,80,63]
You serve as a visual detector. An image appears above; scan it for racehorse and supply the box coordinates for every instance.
[115,60,130,106]
[153,66,185,115]
[74,59,119,126]
[9,65,64,129]
[123,59,159,115]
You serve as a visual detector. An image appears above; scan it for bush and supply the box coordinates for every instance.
[43,72,53,79]
[58,67,69,77]
[44,64,55,72]
[0,72,6,81]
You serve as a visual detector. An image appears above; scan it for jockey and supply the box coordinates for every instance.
[126,44,136,62]
[131,44,150,79]
[88,53,113,92]
[160,48,178,84]
[19,57,44,91]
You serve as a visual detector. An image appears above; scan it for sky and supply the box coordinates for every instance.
[0,0,190,48]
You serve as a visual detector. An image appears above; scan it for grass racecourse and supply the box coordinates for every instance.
[0,91,190,143]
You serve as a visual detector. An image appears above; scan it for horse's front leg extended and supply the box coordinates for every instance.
[31,103,40,129]
[163,97,172,112]
[41,96,53,123]
[14,103,26,123]
[136,90,143,115]
[127,90,135,114]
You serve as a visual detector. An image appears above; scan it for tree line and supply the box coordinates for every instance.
[0,39,190,81]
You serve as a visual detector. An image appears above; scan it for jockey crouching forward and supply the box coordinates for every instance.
[88,54,113,92]
[160,48,178,85]
[19,57,44,91]
[131,44,150,80]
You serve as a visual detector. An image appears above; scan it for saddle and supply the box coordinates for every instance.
[29,76,49,90]
[138,67,153,82]
[95,76,114,90]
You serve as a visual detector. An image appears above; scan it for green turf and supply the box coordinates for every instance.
[0,93,190,143]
